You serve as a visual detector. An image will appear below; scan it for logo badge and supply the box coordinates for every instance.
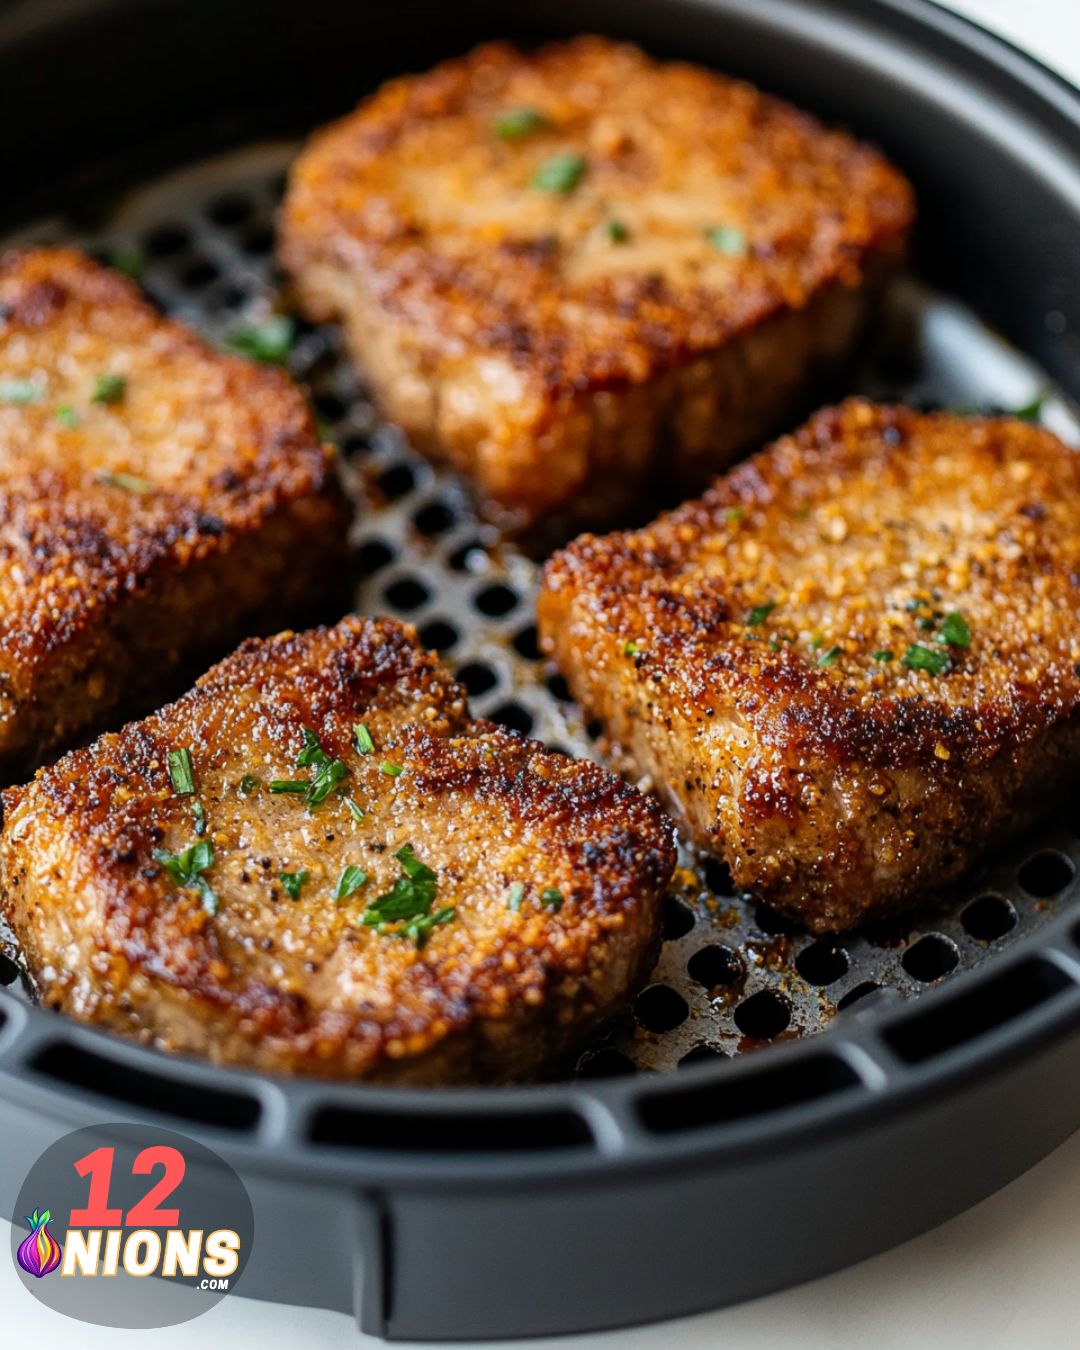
[16,1207,63,1278]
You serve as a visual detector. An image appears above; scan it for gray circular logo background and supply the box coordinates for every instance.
[11,1121,254,1328]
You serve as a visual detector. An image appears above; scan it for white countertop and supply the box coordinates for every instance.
[4,1,1080,1345]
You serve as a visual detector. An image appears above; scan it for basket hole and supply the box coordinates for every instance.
[678,1044,729,1067]
[206,192,256,227]
[734,990,791,1040]
[310,1105,593,1153]
[474,583,519,618]
[384,576,430,612]
[456,662,498,697]
[30,1043,260,1132]
[210,282,252,313]
[836,980,882,1011]
[1018,850,1075,898]
[885,957,1074,1065]
[489,702,534,736]
[902,934,959,982]
[376,463,416,501]
[634,984,689,1033]
[687,944,743,989]
[314,392,346,422]
[240,223,274,256]
[703,858,735,895]
[413,501,456,537]
[577,1048,637,1079]
[661,897,695,941]
[447,538,488,572]
[0,952,20,986]
[145,223,191,257]
[546,673,572,702]
[962,894,1018,942]
[512,625,541,661]
[796,942,850,987]
[179,256,219,290]
[639,1053,858,1135]
[418,620,459,653]
[356,539,396,577]
[585,718,604,741]
[753,902,800,936]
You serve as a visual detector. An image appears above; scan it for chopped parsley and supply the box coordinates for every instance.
[810,632,825,650]
[191,800,207,836]
[98,471,153,494]
[273,727,351,811]
[492,106,549,140]
[624,640,641,658]
[362,844,454,948]
[817,646,842,667]
[541,887,564,911]
[1014,395,1045,422]
[110,244,145,280]
[332,863,368,901]
[353,722,375,755]
[532,153,586,194]
[936,611,972,648]
[606,219,630,243]
[269,779,307,794]
[704,225,748,256]
[871,649,894,662]
[725,506,745,523]
[506,881,525,912]
[342,794,365,823]
[224,315,295,365]
[239,774,261,796]
[380,760,403,778]
[746,602,775,627]
[917,616,936,632]
[92,372,126,404]
[0,378,39,404]
[167,747,195,796]
[55,405,80,428]
[152,838,217,914]
[279,868,309,901]
[902,643,951,675]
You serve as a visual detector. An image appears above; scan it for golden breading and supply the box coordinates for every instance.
[539,400,1080,932]
[279,36,914,532]
[0,248,347,777]
[0,617,675,1082]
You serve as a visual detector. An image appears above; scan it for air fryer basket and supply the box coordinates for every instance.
[2,0,1080,1341]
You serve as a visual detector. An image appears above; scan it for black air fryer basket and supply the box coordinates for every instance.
[2,0,1080,1340]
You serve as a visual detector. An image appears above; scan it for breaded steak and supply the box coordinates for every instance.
[0,617,675,1082]
[0,247,346,777]
[539,400,1080,933]
[279,36,914,532]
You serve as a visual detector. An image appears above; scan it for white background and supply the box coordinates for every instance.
[4,1,1080,1345]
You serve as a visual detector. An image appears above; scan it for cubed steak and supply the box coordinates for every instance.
[0,616,675,1082]
[538,400,1080,932]
[279,35,914,533]
[0,247,347,777]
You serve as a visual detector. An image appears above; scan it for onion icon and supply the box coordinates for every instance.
[16,1208,62,1278]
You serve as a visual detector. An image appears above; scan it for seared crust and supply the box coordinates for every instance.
[0,248,347,775]
[0,617,675,1082]
[539,400,1080,932]
[280,36,914,530]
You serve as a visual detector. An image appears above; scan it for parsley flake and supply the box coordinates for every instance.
[269,779,307,794]
[746,602,775,627]
[279,868,309,901]
[92,372,126,404]
[532,153,586,194]
[98,471,153,494]
[936,611,972,648]
[624,640,641,658]
[492,106,549,140]
[333,864,368,901]
[191,800,207,836]
[363,845,454,948]
[353,722,375,755]
[110,244,145,280]
[1014,395,1045,422]
[902,643,951,675]
[541,887,564,911]
[380,760,403,777]
[224,315,294,365]
[506,882,525,912]
[817,646,842,667]
[167,747,195,796]
[239,774,261,796]
[55,405,80,428]
[704,225,748,256]
[343,795,365,823]
[153,838,217,914]
[606,219,630,243]
[871,649,894,662]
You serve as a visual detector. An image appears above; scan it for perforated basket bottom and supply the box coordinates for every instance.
[4,142,1080,1078]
